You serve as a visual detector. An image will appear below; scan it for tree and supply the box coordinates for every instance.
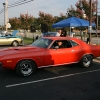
[37,11,57,32]
[9,17,21,29]
[67,0,97,22]
[55,13,66,23]
[98,15,100,29]
[67,5,78,18]
[20,13,34,30]
[9,13,34,30]
[75,0,97,22]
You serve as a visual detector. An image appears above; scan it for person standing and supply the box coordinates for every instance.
[60,31,67,37]
[56,29,62,36]
[70,28,75,37]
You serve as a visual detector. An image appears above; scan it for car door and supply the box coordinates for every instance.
[45,40,81,66]
[0,37,9,45]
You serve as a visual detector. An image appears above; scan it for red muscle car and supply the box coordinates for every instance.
[0,37,100,77]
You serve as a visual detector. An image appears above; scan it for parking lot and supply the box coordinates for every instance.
[0,60,100,100]
[0,44,100,100]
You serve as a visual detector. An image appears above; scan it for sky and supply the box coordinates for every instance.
[0,0,86,25]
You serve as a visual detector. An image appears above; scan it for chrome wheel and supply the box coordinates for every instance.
[80,55,93,68]
[21,61,33,76]
[12,41,18,46]
[16,60,36,77]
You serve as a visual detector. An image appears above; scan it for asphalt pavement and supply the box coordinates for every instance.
[0,62,100,100]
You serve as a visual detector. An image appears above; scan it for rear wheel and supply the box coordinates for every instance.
[12,41,18,46]
[16,60,36,77]
[80,55,93,68]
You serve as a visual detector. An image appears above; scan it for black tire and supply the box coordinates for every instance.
[80,55,93,68]
[16,60,36,77]
[12,41,18,47]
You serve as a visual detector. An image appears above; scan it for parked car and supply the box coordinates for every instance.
[88,29,100,35]
[41,32,57,37]
[0,30,23,46]
[0,35,23,46]
[0,37,100,77]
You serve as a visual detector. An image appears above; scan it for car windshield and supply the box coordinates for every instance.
[31,38,53,48]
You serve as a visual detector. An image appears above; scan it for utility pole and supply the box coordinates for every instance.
[5,0,8,32]
[3,0,8,31]
[96,0,98,34]
[89,0,92,44]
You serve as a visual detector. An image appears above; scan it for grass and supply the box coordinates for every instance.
[23,37,34,45]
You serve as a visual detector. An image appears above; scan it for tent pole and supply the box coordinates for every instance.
[70,27,71,37]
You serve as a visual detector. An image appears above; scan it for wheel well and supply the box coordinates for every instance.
[80,54,94,61]
[90,54,94,59]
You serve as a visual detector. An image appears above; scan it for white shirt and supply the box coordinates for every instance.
[56,32,60,36]
[70,32,75,37]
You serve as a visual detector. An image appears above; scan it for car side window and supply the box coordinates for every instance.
[63,40,72,48]
[50,41,58,49]
[50,40,73,49]
[70,40,79,47]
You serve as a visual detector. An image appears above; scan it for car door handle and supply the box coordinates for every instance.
[71,50,74,52]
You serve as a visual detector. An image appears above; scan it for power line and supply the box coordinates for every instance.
[0,0,34,14]
[0,0,73,16]
[8,0,26,7]
[0,9,4,14]
[0,7,5,14]
[14,0,68,11]
[8,0,34,8]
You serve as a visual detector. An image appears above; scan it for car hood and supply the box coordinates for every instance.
[0,46,42,56]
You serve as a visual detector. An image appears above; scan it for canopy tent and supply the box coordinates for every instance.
[52,16,96,28]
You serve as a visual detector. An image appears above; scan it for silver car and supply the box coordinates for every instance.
[0,35,23,46]
[0,30,23,46]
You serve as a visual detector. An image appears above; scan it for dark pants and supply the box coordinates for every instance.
[87,37,90,44]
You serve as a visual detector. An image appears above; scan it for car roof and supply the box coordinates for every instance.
[43,36,77,41]
[42,36,86,45]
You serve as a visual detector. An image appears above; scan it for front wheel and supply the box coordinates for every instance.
[12,41,18,46]
[80,55,93,68]
[16,60,36,77]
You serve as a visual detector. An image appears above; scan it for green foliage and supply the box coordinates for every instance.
[37,11,58,32]
[98,15,100,29]
[9,17,21,29]
[75,0,97,22]
[23,37,33,45]
[9,13,34,30]
[67,5,78,18]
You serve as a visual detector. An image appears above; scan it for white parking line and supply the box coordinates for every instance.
[6,69,100,88]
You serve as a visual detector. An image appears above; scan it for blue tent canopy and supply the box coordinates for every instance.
[52,17,96,28]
